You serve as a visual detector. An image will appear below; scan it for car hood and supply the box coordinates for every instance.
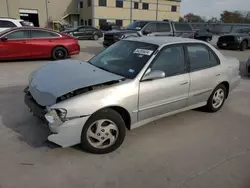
[28,60,124,106]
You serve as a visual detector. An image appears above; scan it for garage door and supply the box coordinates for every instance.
[19,9,39,27]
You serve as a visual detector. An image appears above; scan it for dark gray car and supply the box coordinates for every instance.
[64,26,103,40]
[217,27,250,51]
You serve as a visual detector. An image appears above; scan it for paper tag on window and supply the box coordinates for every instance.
[133,49,153,56]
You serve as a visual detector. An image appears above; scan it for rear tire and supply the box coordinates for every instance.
[240,41,247,51]
[81,108,126,154]
[93,34,99,40]
[205,84,227,113]
[52,47,68,60]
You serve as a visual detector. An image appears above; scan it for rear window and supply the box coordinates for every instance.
[174,23,193,31]
[0,20,17,28]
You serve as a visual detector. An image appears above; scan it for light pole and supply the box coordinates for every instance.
[156,0,159,20]
[45,0,49,24]
[5,0,10,17]
[130,0,133,23]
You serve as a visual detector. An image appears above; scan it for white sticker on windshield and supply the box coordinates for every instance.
[133,49,153,56]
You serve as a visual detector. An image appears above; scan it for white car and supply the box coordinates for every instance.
[0,18,33,32]
[25,37,241,154]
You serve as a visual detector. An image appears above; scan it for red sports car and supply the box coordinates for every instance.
[0,27,80,61]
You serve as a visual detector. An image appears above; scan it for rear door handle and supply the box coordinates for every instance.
[180,81,189,85]
[22,41,27,44]
[216,73,221,76]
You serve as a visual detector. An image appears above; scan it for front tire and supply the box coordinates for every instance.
[81,108,126,154]
[52,47,68,60]
[205,84,227,112]
[240,41,247,51]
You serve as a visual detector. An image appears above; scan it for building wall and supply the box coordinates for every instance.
[0,0,9,17]
[87,0,180,27]
[0,0,79,27]
[79,0,93,25]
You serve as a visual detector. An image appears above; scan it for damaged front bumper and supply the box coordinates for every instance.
[24,88,90,147]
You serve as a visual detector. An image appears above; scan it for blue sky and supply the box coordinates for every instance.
[180,0,250,18]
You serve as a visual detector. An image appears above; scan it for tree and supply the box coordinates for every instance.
[179,17,184,22]
[207,17,220,23]
[183,13,206,22]
[220,10,250,23]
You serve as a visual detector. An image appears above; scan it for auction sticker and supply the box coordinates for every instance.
[133,49,153,56]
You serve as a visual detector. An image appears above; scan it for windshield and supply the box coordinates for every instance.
[89,40,158,79]
[125,21,148,31]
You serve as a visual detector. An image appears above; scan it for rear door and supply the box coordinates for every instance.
[85,26,95,38]
[73,27,86,39]
[0,30,31,60]
[173,23,194,38]
[155,22,174,36]
[29,30,61,57]
[186,43,222,106]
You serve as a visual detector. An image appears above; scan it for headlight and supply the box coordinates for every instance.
[45,108,67,124]
[236,36,242,41]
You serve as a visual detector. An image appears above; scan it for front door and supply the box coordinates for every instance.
[138,44,190,121]
[0,30,31,60]
[186,44,222,106]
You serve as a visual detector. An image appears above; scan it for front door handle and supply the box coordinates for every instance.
[180,81,189,85]
[216,73,221,76]
[22,41,27,44]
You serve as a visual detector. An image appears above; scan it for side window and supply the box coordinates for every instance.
[0,20,17,28]
[85,26,94,31]
[144,23,157,33]
[31,30,59,38]
[157,23,171,32]
[209,50,220,66]
[6,30,30,39]
[78,27,85,32]
[151,45,186,77]
[187,44,218,71]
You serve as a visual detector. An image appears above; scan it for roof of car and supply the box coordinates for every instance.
[0,18,23,21]
[125,36,202,46]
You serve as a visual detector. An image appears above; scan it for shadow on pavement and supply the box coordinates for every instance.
[0,85,51,148]
[80,46,103,55]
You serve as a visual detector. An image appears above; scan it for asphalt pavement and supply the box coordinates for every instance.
[0,37,250,188]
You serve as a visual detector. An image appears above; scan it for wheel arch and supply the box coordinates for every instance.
[90,106,131,130]
[51,45,69,57]
[219,81,229,98]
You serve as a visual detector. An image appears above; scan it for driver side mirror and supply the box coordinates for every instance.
[142,29,152,35]
[0,36,8,41]
[142,70,166,81]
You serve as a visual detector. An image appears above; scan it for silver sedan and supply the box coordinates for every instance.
[24,36,240,154]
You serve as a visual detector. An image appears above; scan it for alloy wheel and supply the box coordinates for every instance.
[212,88,225,109]
[87,119,119,149]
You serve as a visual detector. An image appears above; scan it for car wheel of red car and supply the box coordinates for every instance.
[52,47,68,60]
